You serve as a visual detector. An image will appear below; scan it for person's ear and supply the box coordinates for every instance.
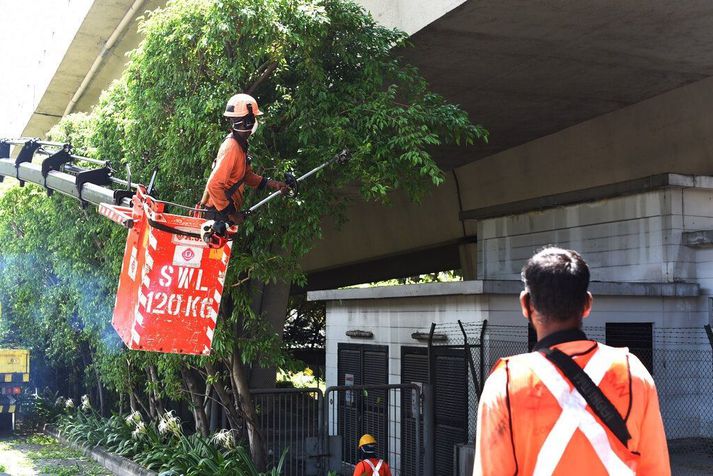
[520,291,532,320]
[581,291,593,319]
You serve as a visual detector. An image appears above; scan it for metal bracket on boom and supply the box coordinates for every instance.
[76,167,113,208]
[15,139,40,186]
[0,141,8,183]
[113,189,134,206]
[41,145,73,196]
[0,141,9,159]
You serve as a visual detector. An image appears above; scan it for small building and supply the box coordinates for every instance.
[308,174,713,475]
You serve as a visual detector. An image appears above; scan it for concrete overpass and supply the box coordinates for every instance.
[19,0,713,288]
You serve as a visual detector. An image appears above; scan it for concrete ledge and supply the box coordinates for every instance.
[308,280,700,301]
[45,426,157,476]
[460,173,713,221]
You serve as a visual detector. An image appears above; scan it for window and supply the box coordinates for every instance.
[606,322,654,374]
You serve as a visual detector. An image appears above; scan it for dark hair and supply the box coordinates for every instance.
[521,247,590,322]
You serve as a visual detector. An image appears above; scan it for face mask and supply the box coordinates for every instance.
[232,119,258,134]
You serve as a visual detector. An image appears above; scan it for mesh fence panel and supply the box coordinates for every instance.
[251,388,323,476]
[326,384,422,476]
[430,322,713,460]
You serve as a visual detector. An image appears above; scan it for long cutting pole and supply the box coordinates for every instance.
[247,149,349,213]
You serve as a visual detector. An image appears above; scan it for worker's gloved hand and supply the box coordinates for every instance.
[228,211,245,225]
[191,202,206,218]
[212,220,228,237]
[267,179,290,195]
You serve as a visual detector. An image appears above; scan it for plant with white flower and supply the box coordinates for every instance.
[80,394,91,412]
[158,410,182,437]
[55,396,65,408]
[210,429,236,450]
[65,398,75,409]
[131,420,146,440]
[125,411,143,427]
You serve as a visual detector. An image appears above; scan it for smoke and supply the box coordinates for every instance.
[0,250,125,355]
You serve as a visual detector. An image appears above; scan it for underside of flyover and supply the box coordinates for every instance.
[20,0,713,289]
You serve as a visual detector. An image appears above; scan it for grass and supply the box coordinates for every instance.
[0,433,111,475]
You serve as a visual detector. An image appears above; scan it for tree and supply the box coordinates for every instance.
[0,0,486,469]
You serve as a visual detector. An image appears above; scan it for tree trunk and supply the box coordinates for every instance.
[204,361,242,431]
[180,366,210,437]
[232,350,267,471]
[130,389,149,416]
[129,391,138,413]
[249,279,291,388]
[209,390,219,432]
[96,380,105,417]
[148,365,165,414]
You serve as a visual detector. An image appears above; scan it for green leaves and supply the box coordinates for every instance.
[0,0,486,436]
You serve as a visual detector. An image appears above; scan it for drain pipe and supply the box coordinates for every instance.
[63,0,146,116]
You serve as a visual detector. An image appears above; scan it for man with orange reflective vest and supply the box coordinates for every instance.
[474,247,670,476]
[198,93,288,225]
[352,434,392,476]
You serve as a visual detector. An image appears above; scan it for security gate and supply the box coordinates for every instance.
[251,383,424,476]
[325,383,423,476]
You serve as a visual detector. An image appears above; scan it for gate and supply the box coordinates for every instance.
[325,383,423,476]
[251,384,424,475]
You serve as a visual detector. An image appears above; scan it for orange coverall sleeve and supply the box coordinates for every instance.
[474,360,517,476]
[206,139,242,211]
[629,355,671,476]
[243,165,263,188]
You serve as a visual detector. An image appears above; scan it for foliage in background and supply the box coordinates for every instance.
[0,0,485,469]
[55,398,285,476]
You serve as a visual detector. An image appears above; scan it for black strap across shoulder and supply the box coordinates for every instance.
[541,347,631,447]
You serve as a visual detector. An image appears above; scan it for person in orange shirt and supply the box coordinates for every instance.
[353,434,392,476]
[199,93,287,225]
[474,247,670,476]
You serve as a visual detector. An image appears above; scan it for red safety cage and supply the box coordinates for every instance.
[99,188,231,355]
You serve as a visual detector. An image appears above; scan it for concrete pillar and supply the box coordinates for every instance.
[459,241,477,280]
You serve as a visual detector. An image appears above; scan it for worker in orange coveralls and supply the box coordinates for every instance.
[353,434,392,476]
[474,247,670,476]
[198,93,287,225]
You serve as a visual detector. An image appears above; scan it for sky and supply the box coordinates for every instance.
[0,0,94,138]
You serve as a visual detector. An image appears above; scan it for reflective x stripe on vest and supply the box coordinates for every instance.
[527,346,634,476]
[364,459,383,475]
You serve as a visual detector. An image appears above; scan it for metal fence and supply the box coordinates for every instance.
[252,388,323,475]
[325,383,423,476]
[428,321,713,467]
[250,383,423,476]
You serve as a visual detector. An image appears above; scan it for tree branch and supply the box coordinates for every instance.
[246,62,278,95]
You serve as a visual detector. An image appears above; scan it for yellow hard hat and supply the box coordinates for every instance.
[359,434,376,448]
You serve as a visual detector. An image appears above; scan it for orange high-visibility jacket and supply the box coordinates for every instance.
[204,135,263,212]
[474,329,670,476]
[353,458,392,476]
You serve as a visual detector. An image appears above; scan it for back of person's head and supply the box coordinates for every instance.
[521,247,590,322]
